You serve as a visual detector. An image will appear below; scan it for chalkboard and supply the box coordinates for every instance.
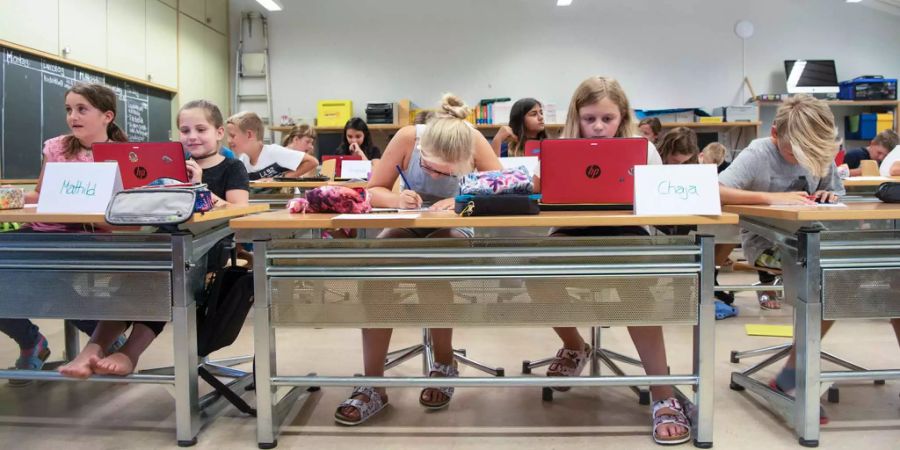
[0,45,173,179]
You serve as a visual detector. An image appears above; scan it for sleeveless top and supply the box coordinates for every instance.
[403,124,460,205]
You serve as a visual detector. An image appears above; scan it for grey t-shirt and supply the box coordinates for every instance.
[719,137,845,265]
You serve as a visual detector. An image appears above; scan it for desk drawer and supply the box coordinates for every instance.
[0,270,172,321]
[823,267,900,320]
[269,275,698,327]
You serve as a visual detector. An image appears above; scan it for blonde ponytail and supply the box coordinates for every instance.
[420,93,474,173]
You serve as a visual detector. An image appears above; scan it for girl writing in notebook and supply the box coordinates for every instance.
[58,99,250,379]
[532,76,690,446]
[1,83,128,383]
[333,94,502,426]
[491,98,548,157]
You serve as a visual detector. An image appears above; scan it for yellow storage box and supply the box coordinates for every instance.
[876,113,894,134]
[317,100,353,127]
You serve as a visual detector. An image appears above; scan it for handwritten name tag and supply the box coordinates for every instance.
[37,162,122,214]
[634,165,721,216]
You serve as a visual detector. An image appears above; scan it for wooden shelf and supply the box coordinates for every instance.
[754,99,899,107]
[661,122,760,128]
[271,123,567,134]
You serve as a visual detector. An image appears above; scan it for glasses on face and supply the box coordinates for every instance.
[419,157,456,178]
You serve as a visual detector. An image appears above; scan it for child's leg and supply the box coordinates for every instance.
[337,328,393,421]
[554,327,586,350]
[59,320,128,379]
[628,325,688,440]
[93,322,161,376]
[714,244,736,267]
[0,318,41,350]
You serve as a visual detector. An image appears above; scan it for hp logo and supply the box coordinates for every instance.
[585,165,601,179]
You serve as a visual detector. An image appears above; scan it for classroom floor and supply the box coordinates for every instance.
[1,270,899,450]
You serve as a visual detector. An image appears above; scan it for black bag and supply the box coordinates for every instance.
[454,194,541,216]
[875,182,900,203]
[195,242,257,416]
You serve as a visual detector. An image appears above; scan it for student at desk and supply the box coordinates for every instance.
[532,76,690,446]
[226,111,319,180]
[841,129,898,176]
[336,117,381,161]
[715,95,896,423]
[59,99,250,379]
[1,83,129,383]
[490,97,548,157]
[333,94,501,426]
[281,123,317,156]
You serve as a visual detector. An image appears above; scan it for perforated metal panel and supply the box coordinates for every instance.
[0,270,172,321]
[270,275,698,327]
[822,267,900,320]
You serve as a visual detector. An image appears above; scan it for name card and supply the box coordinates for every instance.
[500,156,539,176]
[634,164,721,216]
[340,160,372,179]
[37,162,122,214]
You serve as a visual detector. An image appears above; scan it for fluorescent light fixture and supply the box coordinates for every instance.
[256,0,283,11]
[846,0,862,3]
[557,0,573,5]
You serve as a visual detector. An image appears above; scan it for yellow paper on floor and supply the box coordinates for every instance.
[745,324,793,338]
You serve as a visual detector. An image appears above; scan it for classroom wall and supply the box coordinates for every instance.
[229,0,900,126]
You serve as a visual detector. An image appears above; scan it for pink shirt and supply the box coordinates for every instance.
[29,135,96,232]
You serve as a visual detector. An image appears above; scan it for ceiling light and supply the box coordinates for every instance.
[846,0,862,3]
[256,0,283,11]
[557,0,573,6]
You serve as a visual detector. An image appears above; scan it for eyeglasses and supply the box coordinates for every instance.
[419,157,456,178]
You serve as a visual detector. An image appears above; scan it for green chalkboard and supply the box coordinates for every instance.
[0,45,173,179]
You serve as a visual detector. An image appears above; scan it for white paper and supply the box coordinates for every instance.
[340,160,372,179]
[491,101,513,125]
[334,213,420,219]
[634,164,721,216]
[880,145,900,177]
[37,162,122,214]
[500,156,539,176]
[848,176,894,181]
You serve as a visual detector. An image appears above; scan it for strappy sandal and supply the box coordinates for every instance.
[334,386,389,426]
[757,291,782,310]
[651,397,691,445]
[419,361,459,410]
[547,343,591,392]
[9,334,51,387]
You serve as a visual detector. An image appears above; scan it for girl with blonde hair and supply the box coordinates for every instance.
[334,93,502,425]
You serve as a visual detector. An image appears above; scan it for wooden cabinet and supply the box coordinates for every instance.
[146,0,177,88]
[159,0,176,7]
[59,0,107,68]
[205,0,228,34]
[107,0,147,79]
[0,0,60,55]
[178,0,205,23]
[202,24,230,112]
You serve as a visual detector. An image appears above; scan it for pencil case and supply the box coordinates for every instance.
[454,194,540,216]
[875,182,900,203]
[0,187,25,210]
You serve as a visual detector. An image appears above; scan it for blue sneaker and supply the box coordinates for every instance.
[9,334,51,387]
[714,300,738,320]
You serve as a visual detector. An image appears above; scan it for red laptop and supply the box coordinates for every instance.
[523,140,542,156]
[539,138,648,209]
[323,154,363,179]
[92,142,189,189]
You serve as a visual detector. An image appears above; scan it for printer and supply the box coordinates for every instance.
[365,102,397,124]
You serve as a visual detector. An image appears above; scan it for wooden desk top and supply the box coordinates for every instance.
[0,204,269,224]
[842,176,899,187]
[250,180,368,189]
[724,202,900,222]
[230,209,738,230]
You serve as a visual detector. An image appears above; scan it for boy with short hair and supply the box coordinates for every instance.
[226,111,318,180]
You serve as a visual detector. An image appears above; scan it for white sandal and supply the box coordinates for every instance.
[546,343,591,392]
[419,361,459,410]
[334,386,389,426]
[651,397,691,445]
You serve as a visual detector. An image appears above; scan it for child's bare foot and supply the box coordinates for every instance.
[92,352,137,376]
[59,343,103,379]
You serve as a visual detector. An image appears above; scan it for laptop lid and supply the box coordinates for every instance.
[322,154,363,177]
[539,138,648,205]
[92,142,189,189]
[523,140,541,156]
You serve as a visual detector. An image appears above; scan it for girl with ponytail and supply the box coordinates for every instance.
[333,94,502,426]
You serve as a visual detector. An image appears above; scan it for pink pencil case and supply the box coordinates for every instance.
[0,187,25,210]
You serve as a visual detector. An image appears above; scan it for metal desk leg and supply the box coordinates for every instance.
[172,235,200,447]
[64,321,80,361]
[694,235,715,448]
[254,240,278,449]
[793,230,822,447]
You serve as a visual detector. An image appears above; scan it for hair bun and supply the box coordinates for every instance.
[439,93,469,120]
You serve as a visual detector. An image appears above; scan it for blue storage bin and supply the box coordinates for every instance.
[845,113,877,140]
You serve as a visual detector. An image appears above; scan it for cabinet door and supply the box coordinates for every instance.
[59,0,107,68]
[202,24,230,114]
[108,0,147,79]
[205,0,228,34]
[159,0,176,7]
[0,0,59,55]
[178,13,206,105]
[179,0,205,23]
[146,0,177,87]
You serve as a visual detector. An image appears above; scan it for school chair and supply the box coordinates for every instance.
[321,158,337,179]
[860,159,879,176]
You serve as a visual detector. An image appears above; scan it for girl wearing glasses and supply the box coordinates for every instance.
[334,93,501,426]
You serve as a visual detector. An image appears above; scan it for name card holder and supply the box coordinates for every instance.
[37,162,123,214]
[634,164,721,216]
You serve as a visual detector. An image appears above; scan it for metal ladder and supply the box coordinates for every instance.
[234,12,275,143]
